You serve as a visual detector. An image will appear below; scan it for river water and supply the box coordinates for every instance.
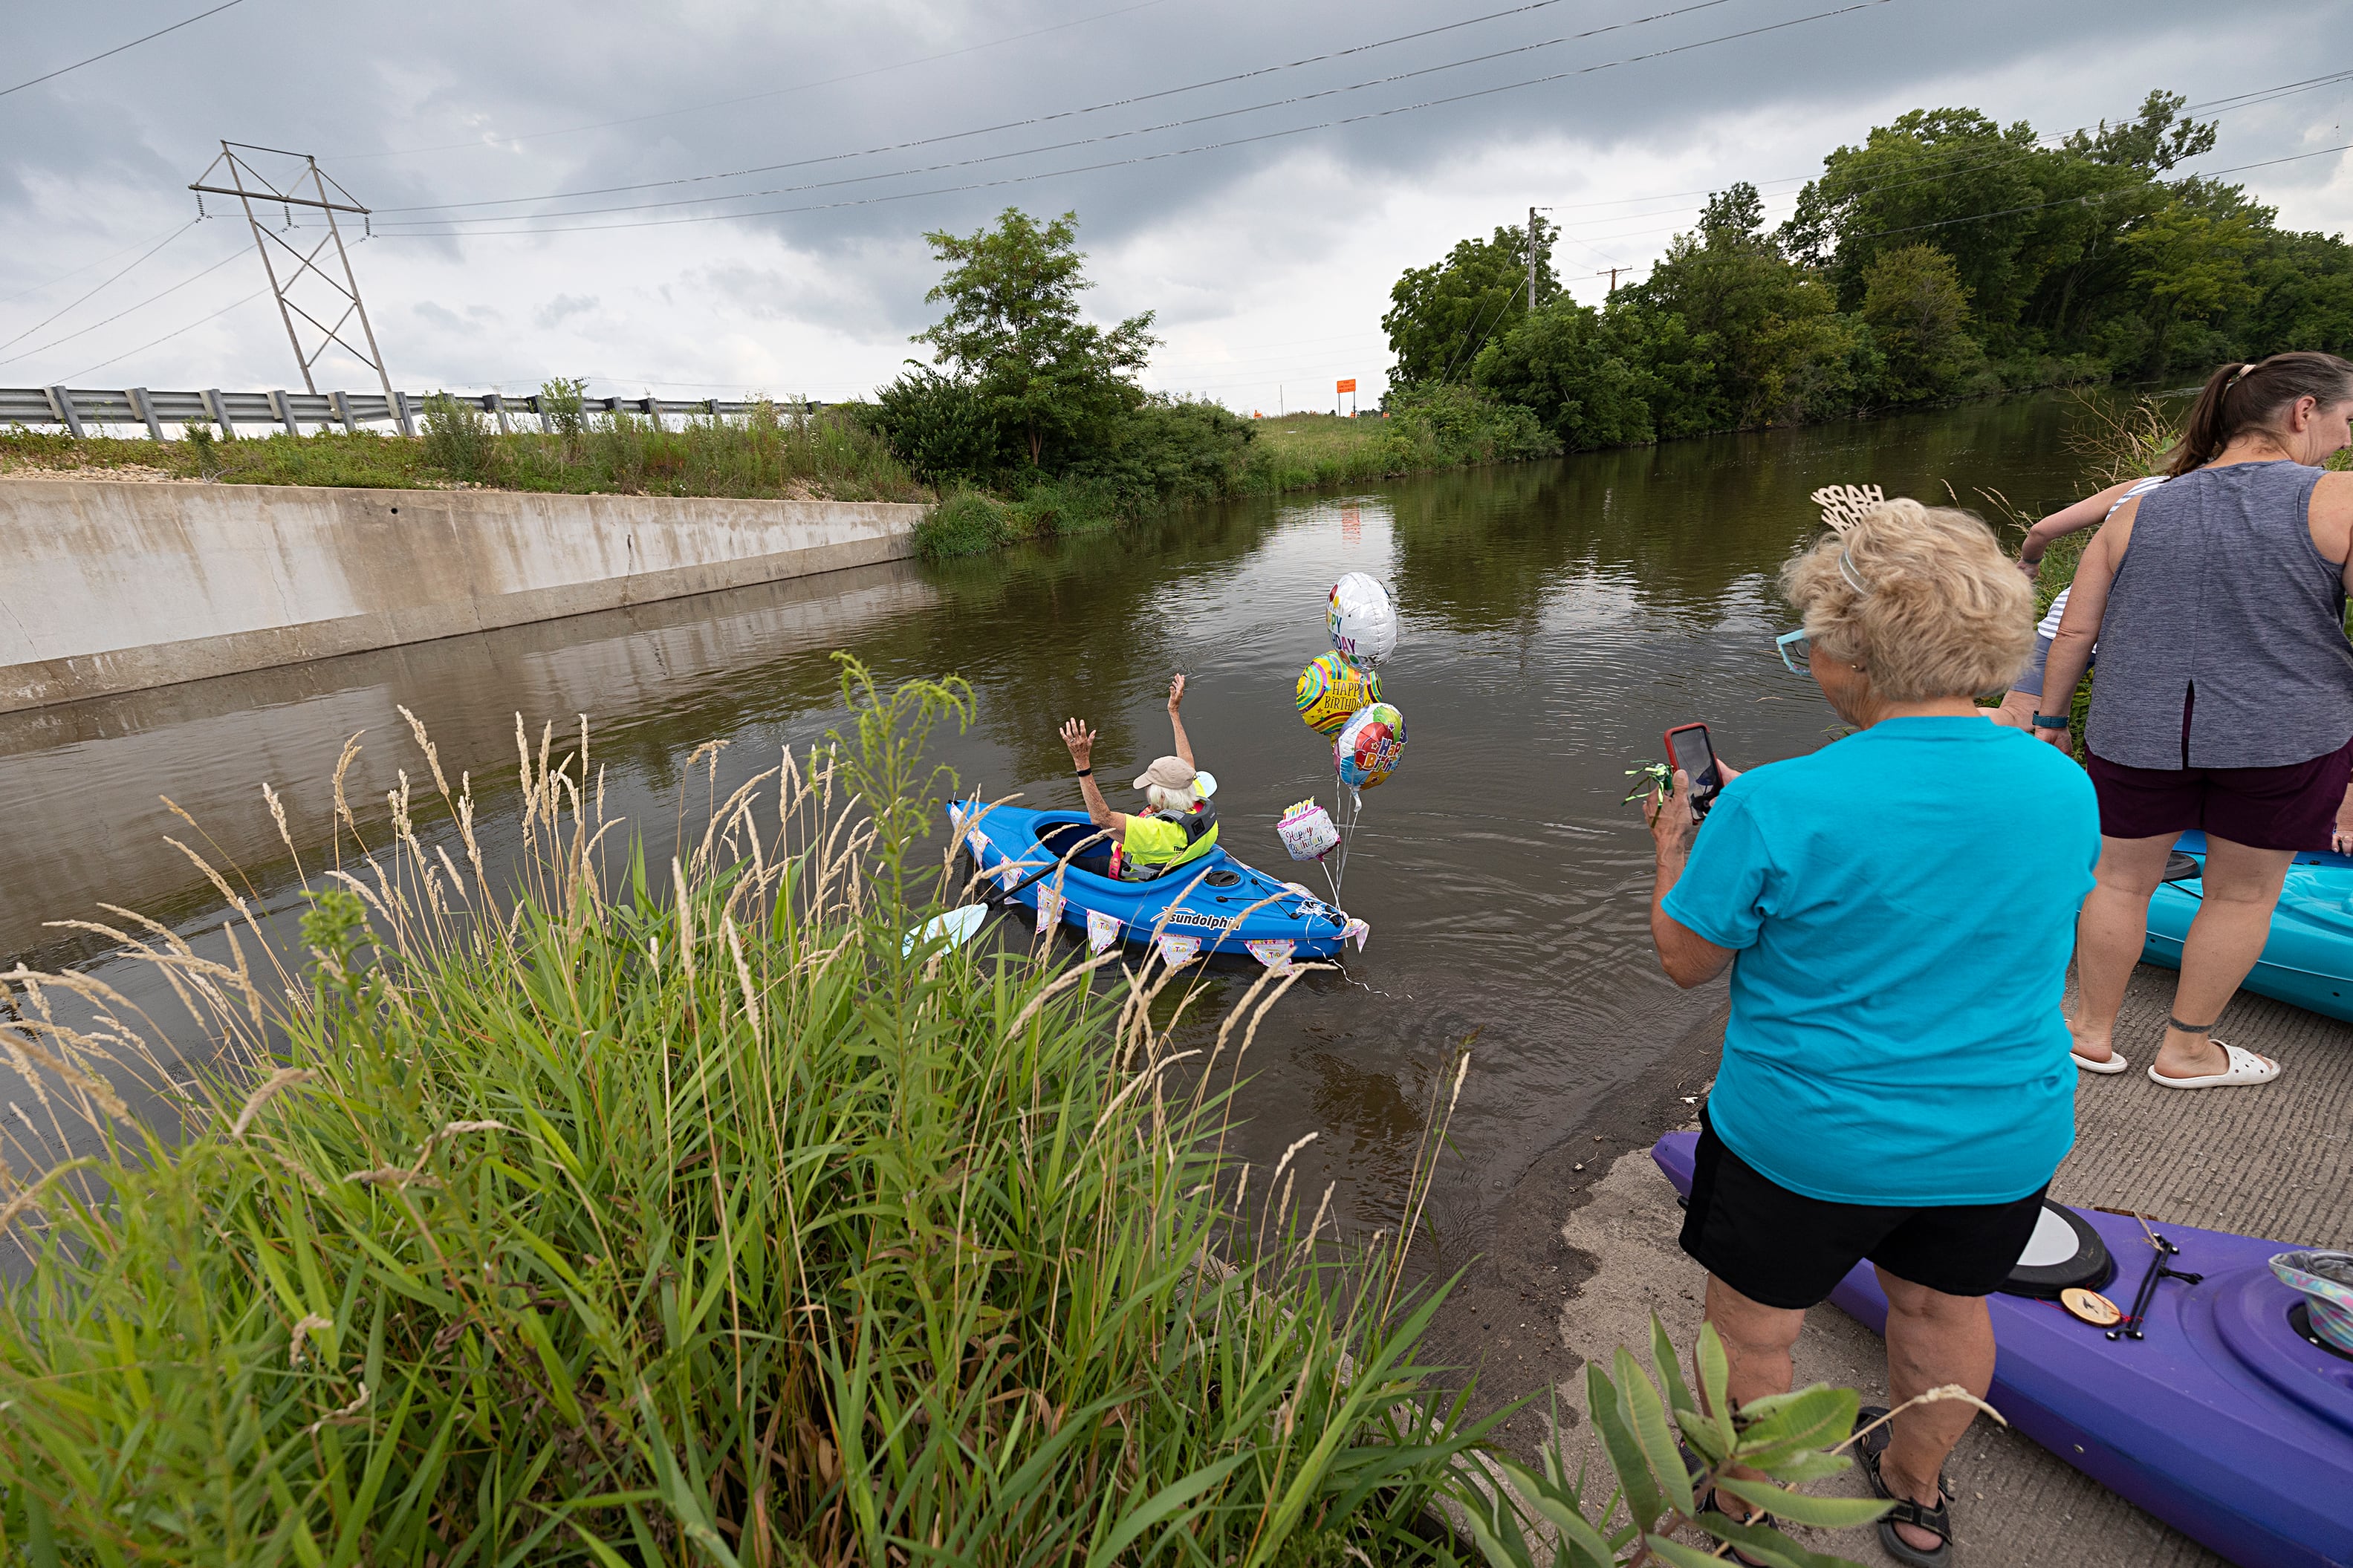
[0,394,2103,1241]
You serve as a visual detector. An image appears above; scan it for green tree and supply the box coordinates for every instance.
[2120,197,2264,373]
[1639,190,1865,426]
[2245,225,2353,358]
[1383,215,1559,385]
[1860,243,1984,400]
[1471,301,1661,449]
[915,207,1157,469]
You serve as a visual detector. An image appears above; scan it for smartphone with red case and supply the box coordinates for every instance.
[1662,723,1722,818]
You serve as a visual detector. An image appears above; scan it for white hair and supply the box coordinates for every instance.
[1144,784,1193,814]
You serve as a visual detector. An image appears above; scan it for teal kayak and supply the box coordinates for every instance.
[946,801,1362,960]
[2143,830,2353,1023]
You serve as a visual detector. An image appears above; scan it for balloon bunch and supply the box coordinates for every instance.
[1285,572,1406,900]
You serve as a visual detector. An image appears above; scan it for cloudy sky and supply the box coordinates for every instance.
[5,0,2352,412]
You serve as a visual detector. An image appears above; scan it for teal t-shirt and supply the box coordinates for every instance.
[1661,717,2098,1206]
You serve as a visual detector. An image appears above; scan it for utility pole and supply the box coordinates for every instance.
[1598,266,1623,294]
[1528,206,1539,313]
[189,142,395,406]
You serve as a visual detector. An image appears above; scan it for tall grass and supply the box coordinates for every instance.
[0,660,1487,1565]
[0,398,924,504]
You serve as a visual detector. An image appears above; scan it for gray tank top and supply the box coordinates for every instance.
[2087,460,2353,770]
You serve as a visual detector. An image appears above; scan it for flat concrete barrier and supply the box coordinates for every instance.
[0,480,926,712]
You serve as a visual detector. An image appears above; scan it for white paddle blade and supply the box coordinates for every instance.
[903,903,989,957]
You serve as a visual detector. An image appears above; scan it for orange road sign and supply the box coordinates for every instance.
[1336,378,1357,394]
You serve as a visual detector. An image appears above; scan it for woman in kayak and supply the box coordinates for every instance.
[2036,352,2353,1089]
[1056,673,1220,879]
[1645,498,2097,1568]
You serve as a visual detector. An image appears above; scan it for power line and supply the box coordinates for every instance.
[377,0,1643,215]
[1535,66,2353,264]
[0,220,199,308]
[0,246,248,368]
[334,0,1178,160]
[0,1,245,100]
[374,0,1894,238]
[62,287,271,382]
[1529,64,2353,230]
[0,221,198,352]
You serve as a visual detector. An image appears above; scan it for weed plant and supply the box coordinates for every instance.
[0,661,1489,1565]
[0,395,924,505]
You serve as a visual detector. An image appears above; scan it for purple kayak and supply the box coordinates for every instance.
[1651,1131,2353,1568]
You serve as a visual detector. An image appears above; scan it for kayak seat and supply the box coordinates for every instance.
[1036,819,1117,880]
[2000,1203,2115,1299]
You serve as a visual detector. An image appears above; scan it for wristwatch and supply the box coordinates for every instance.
[2032,714,2070,729]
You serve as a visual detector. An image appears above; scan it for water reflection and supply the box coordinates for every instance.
[0,393,2103,1229]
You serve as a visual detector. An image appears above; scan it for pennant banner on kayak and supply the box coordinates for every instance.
[1036,888,1064,931]
[1246,938,1296,974]
[999,861,1027,892]
[1087,908,1121,953]
[1155,934,1201,968]
[965,828,990,856]
[1341,918,1371,951]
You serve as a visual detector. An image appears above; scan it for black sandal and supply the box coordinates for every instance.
[1854,1405,1954,1568]
[1677,1441,1776,1567]
[1696,1487,1777,1567]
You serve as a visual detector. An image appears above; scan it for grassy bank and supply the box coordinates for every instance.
[910,385,1558,559]
[0,396,926,504]
[1,386,1561,563]
[0,666,1489,1564]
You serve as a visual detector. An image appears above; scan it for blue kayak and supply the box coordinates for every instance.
[2144,831,2353,1023]
[1652,1131,2353,1568]
[945,801,1362,960]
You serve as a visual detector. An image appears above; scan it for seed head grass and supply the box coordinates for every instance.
[0,657,1489,1565]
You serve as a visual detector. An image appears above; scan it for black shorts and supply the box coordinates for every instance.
[1678,1113,2050,1310]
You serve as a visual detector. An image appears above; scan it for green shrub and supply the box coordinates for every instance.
[1383,383,1561,468]
[1066,396,1256,508]
[867,365,1007,484]
[915,485,1010,557]
[539,376,590,438]
[0,664,1490,1564]
[419,392,501,484]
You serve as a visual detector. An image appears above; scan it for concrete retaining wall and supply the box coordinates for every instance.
[0,480,926,712]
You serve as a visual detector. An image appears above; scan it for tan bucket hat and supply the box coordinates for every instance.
[1131,755,1198,792]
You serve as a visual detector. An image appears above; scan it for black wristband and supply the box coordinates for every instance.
[1074,767,1092,777]
[2033,713,2071,729]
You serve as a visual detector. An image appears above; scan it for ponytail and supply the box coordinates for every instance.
[2164,351,2353,475]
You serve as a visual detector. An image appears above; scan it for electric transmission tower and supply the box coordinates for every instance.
[189,141,394,400]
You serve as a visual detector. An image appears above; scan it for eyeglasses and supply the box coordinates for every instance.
[1776,628,1811,674]
[1776,550,1862,674]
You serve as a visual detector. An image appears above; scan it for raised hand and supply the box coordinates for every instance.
[1059,718,1096,769]
[1167,672,1187,712]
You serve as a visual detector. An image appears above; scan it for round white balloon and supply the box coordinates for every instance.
[1327,573,1398,668]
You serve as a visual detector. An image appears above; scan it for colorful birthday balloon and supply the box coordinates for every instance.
[1334,702,1406,791]
[1293,651,1382,735]
[1326,573,1398,668]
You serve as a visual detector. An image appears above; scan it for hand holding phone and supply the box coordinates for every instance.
[1663,723,1723,819]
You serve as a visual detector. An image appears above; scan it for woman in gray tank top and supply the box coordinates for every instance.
[2036,353,2353,1091]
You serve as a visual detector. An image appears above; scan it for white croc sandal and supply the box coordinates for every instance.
[2148,1041,2281,1090]
[2071,1050,2129,1074]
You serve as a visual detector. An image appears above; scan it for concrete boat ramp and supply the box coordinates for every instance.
[1427,963,2352,1567]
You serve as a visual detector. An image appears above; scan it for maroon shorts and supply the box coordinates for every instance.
[2086,738,2353,850]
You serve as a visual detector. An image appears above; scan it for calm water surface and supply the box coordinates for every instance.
[0,395,2103,1243]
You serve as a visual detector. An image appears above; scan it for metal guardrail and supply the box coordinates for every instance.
[0,386,828,440]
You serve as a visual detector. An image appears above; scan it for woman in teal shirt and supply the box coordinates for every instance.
[1646,499,2099,1567]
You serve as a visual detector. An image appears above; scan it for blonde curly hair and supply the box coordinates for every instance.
[1781,498,2035,701]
